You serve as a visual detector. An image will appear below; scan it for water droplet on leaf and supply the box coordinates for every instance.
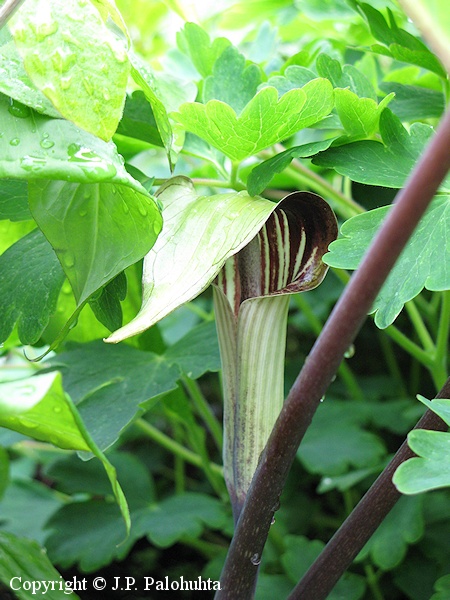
[8,99,31,118]
[10,138,20,146]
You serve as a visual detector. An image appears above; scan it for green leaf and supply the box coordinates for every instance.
[0,371,130,532]
[0,479,63,544]
[379,82,445,122]
[356,496,424,570]
[0,179,30,221]
[88,272,127,332]
[393,397,450,494]
[8,0,130,140]
[177,22,231,78]
[314,109,450,191]
[0,446,8,500]
[133,492,227,547]
[165,320,221,378]
[281,535,366,599]
[0,38,61,117]
[28,179,161,306]
[354,2,446,77]
[263,65,318,96]
[0,228,65,345]
[106,176,277,342]
[174,78,334,161]
[316,53,377,99]
[203,45,261,114]
[432,575,450,600]
[334,88,394,138]
[247,138,335,197]
[116,90,163,147]
[0,532,80,599]
[323,195,450,327]
[297,401,386,475]
[45,501,134,572]
[47,341,181,452]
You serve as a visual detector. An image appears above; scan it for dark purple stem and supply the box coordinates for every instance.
[289,377,450,600]
[216,109,450,599]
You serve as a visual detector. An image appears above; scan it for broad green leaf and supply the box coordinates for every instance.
[133,492,227,547]
[0,93,148,190]
[415,396,450,426]
[334,88,394,138]
[356,496,424,569]
[28,180,161,306]
[353,2,446,77]
[323,195,450,327]
[0,532,80,599]
[174,78,334,161]
[45,501,135,572]
[164,320,221,378]
[398,0,450,74]
[247,138,335,197]
[177,22,231,78]
[0,38,61,117]
[432,575,450,600]
[203,45,261,114]
[116,90,163,147]
[46,451,155,508]
[46,341,181,452]
[106,176,278,342]
[314,109,450,192]
[297,401,385,475]
[0,479,63,544]
[0,229,65,345]
[281,536,366,599]
[8,0,130,140]
[316,53,377,99]
[379,82,445,121]
[88,272,127,332]
[262,65,317,96]
[0,371,130,532]
[0,178,30,221]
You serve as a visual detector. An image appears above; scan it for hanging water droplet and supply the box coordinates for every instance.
[250,553,261,566]
[8,99,31,118]
[320,395,325,403]
[64,253,75,268]
[10,138,20,146]
[270,516,276,525]
[344,344,355,359]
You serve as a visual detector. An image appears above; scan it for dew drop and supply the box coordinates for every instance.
[64,253,75,268]
[320,395,325,403]
[250,553,261,566]
[103,90,110,101]
[271,516,276,525]
[79,209,87,217]
[40,137,55,149]
[138,205,148,217]
[8,99,31,118]
[53,405,62,414]
[10,137,20,146]
[122,202,129,214]
[344,344,355,359]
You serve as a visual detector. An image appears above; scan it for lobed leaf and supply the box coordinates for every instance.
[174,78,334,161]
[8,0,130,140]
[324,195,450,327]
[334,88,394,138]
[177,22,231,78]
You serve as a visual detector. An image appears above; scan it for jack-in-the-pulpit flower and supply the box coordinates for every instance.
[106,176,337,519]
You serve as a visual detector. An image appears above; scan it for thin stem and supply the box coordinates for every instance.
[434,290,450,387]
[364,564,384,600]
[384,323,433,367]
[182,375,223,451]
[289,377,450,600]
[376,330,407,395]
[405,300,435,353]
[134,418,223,478]
[216,108,450,599]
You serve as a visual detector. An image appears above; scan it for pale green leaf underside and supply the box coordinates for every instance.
[174,78,334,161]
[8,0,129,141]
[107,176,277,342]
[324,196,450,328]
[0,371,129,531]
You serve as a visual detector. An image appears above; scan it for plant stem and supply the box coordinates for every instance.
[134,418,223,478]
[288,377,450,600]
[433,290,450,387]
[364,564,384,600]
[182,375,223,451]
[405,300,435,353]
[216,108,450,599]
[384,323,433,367]
[0,0,24,27]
